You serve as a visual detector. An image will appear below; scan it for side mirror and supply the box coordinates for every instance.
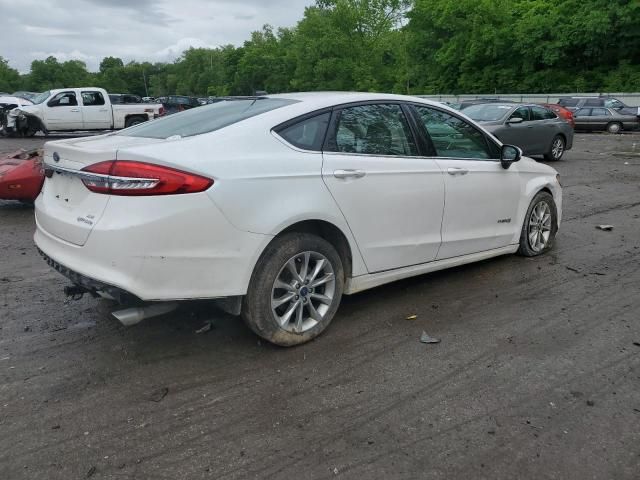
[500,144,522,169]
[507,117,523,124]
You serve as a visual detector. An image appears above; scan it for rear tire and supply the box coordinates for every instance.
[517,191,558,257]
[544,135,565,161]
[124,116,145,128]
[606,122,622,134]
[241,233,344,346]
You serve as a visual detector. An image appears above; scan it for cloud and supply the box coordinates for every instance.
[0,0,312,73]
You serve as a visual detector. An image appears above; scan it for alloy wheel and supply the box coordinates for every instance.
[271,251,336,333]
[551,137,564,160]
[528,201,552,252]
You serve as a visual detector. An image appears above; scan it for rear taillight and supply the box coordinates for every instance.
[80,160,213,196]
[159,106,165,116]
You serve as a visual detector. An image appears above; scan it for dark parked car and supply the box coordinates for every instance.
[573,107,640,133]
[458,98,514,109]
[157,95,201,114]
[557,96,639,116]
[109,94,142,104]
[462,103,574,161]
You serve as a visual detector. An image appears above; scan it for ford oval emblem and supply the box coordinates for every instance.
[53,152,60,163]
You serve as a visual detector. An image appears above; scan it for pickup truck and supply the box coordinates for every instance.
[5,87,164,136]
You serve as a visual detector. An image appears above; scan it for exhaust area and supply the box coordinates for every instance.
[111,302,178,326]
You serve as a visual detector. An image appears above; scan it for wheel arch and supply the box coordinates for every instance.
[276,219,355,280]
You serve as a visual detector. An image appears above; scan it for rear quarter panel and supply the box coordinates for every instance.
[116,121,369,277]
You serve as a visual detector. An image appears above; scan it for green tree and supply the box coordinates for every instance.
[0,56,20,93]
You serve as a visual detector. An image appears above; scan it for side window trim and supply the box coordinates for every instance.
[408,103,501,161]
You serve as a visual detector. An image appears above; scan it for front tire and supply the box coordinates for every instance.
[606,122,622,134]
[544,135,565,161]
[242,233,344,346]
[517,191,558,257]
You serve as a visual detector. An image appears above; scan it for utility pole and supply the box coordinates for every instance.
[142,70,149,97]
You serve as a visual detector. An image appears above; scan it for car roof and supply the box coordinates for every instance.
[265,91,444,110]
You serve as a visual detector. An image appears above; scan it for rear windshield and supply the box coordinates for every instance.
[118,98,297,139]
[462,104,513,121]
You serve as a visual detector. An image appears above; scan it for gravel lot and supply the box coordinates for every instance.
[1,133,639,479]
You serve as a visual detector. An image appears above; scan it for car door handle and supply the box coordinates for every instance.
[99,109,108,112]
[70,108,80,112]
[447,167,469,176]
[334,169,366,179]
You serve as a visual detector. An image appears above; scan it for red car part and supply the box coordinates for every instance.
[543,103,575,129]
[0,149,44,202]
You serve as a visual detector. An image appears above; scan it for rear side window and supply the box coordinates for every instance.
[576,108,592,116]
[118,98,297,139]
[82,91,105,106]
[275,112,330,151]
[591,108,610,116]
[329,104,418,156]
[531,106,556,120]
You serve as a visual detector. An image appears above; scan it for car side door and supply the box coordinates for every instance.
[496,106,533,154]
[44,91,83,130]
[321,102,445,273]
[529,105,559,154]
[574,108,592,131]
[589,108,611,131]
[409,104,522,259]
[80,91,112,129]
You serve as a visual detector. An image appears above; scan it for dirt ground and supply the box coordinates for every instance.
[1,133,639,480]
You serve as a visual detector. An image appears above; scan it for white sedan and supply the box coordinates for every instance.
[35,92,562,345]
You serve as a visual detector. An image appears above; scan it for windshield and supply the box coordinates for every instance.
[118,98,297,139]
[462,104,513,122]
[31,91,51,104]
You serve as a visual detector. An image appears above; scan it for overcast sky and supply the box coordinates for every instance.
[0,0,313,73]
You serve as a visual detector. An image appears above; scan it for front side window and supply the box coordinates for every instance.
[413,105,492,159]
[275,112,330,151]
[82,91,105,106]
[118,98,297,139]
[332,104,417,156]
[510,106,530,122]
[48,92,77,107]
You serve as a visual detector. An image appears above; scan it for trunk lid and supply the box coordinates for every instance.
[36,134,165,246]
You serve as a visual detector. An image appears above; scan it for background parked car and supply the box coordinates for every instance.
[12,91,39,102]
[462,103,573,161]
[0,95,35,136]
[458,98,514,109]
[573,107,640,133]
[0,148,44,203]
[557,96,640,116]
[542,103,575,128]
[158,95,201,114]
[109,93,142,104]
